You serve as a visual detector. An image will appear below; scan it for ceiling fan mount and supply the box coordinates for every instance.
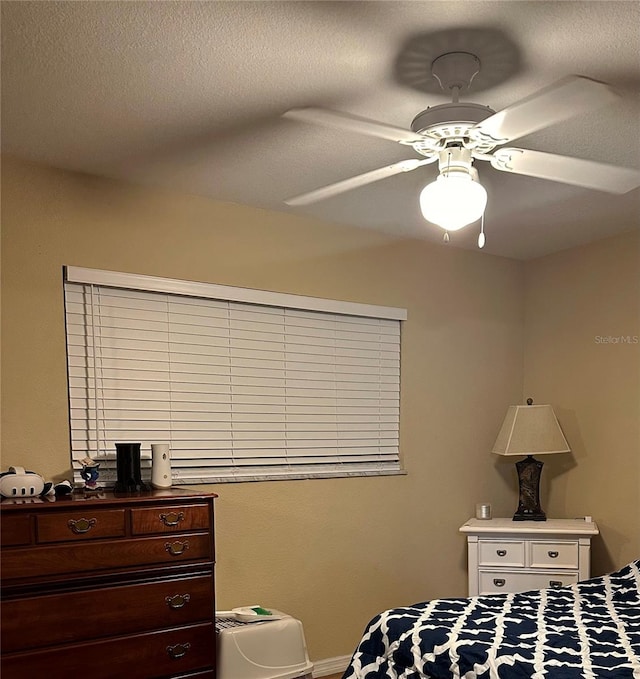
[409,52,497,156]
[430,50,482,94]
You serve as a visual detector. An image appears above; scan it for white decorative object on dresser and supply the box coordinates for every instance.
[459,517,599,596]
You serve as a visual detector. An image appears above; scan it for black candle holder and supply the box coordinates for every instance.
[114,443,150,493]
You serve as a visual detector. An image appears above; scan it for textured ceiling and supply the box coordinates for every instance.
[2,1,639,259]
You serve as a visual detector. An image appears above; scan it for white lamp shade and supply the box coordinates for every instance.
[419,172,487,231]
[492,404,570,456]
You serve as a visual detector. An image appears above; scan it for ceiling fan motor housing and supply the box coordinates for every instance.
[411,102,495,134]
[410,103,496,155]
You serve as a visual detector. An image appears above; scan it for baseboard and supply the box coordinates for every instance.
[312,654,350,677]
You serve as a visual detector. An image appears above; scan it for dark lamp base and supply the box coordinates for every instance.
[513,509,546,521]
[513,455,547,522]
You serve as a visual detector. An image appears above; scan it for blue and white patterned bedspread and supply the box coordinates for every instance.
[343,560,640,678]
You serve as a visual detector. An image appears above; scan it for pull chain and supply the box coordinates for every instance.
[478,212,486,249]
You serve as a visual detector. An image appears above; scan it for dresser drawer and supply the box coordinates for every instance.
[2,572,214,653]
[479,569,579,595]
[1,533,212,581]
[478,540,525,567]
[0,621,215,679]
[530,541,579,569]
[131,504,210,535]
[36,509,126,543]
[0,513,30,546]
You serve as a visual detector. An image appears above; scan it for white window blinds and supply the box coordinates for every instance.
[64,267,405,484]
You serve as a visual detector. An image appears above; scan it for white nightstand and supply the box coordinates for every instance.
[459,518,599,596]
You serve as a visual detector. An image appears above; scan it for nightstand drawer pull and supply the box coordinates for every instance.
[493,578,506,587]
[167,642,191,660]
[67,518,97,534]
[165,540,189,556]
[548,550,559,558]
[549,580,563,588]
[165,593,191,609]
[496,549,507,557]
[159,511,184,527]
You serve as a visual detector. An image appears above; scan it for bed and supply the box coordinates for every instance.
[343,560,640,678]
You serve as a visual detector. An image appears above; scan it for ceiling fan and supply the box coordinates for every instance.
[282,52,640,243]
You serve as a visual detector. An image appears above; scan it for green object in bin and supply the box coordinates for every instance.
[251,606,272,616]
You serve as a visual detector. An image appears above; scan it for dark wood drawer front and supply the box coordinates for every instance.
[131,504,210,535]
[0,622,215,679]
[0,514,30,546]
[2,573,214,653]
[2,533,212,580]
[36,509,126,543]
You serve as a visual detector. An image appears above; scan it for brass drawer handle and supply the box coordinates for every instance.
[167,642,191,660]
[549,580,563,588]
[68,517,97,534]
[496,549,507,557]
[493,578,506,587]
[166,593,191,609]
[548,550,559,558]
[160,511,184,527]
[165,540,189,556]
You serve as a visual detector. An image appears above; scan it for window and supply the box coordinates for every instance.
[64,266,406,484]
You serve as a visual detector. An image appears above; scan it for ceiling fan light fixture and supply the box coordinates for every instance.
[419,169,487,231]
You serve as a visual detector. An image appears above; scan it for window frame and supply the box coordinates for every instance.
[64,266,407,485]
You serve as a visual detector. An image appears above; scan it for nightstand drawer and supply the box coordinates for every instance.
[461,518,598,596]
[530,541,579,569]
[479,569,579,594]
[478,540,525,567]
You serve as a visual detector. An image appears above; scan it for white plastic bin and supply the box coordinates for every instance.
[216,612,313,679]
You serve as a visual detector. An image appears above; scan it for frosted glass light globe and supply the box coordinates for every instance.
[420,173,487,231]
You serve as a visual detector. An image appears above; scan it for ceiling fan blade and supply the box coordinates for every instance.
[285,158,436,206]
[283,108,422,144]
[474,76,619,145]
[489,148,640,194]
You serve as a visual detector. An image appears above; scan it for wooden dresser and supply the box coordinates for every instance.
[0,488,217,679]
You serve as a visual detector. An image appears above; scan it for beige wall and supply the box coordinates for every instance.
[2,156,638,663]
[523,230,640,574]
[1,156,523,661]
[2,157,638,663]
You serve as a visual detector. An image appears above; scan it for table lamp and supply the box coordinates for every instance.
[492,398,570,521]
